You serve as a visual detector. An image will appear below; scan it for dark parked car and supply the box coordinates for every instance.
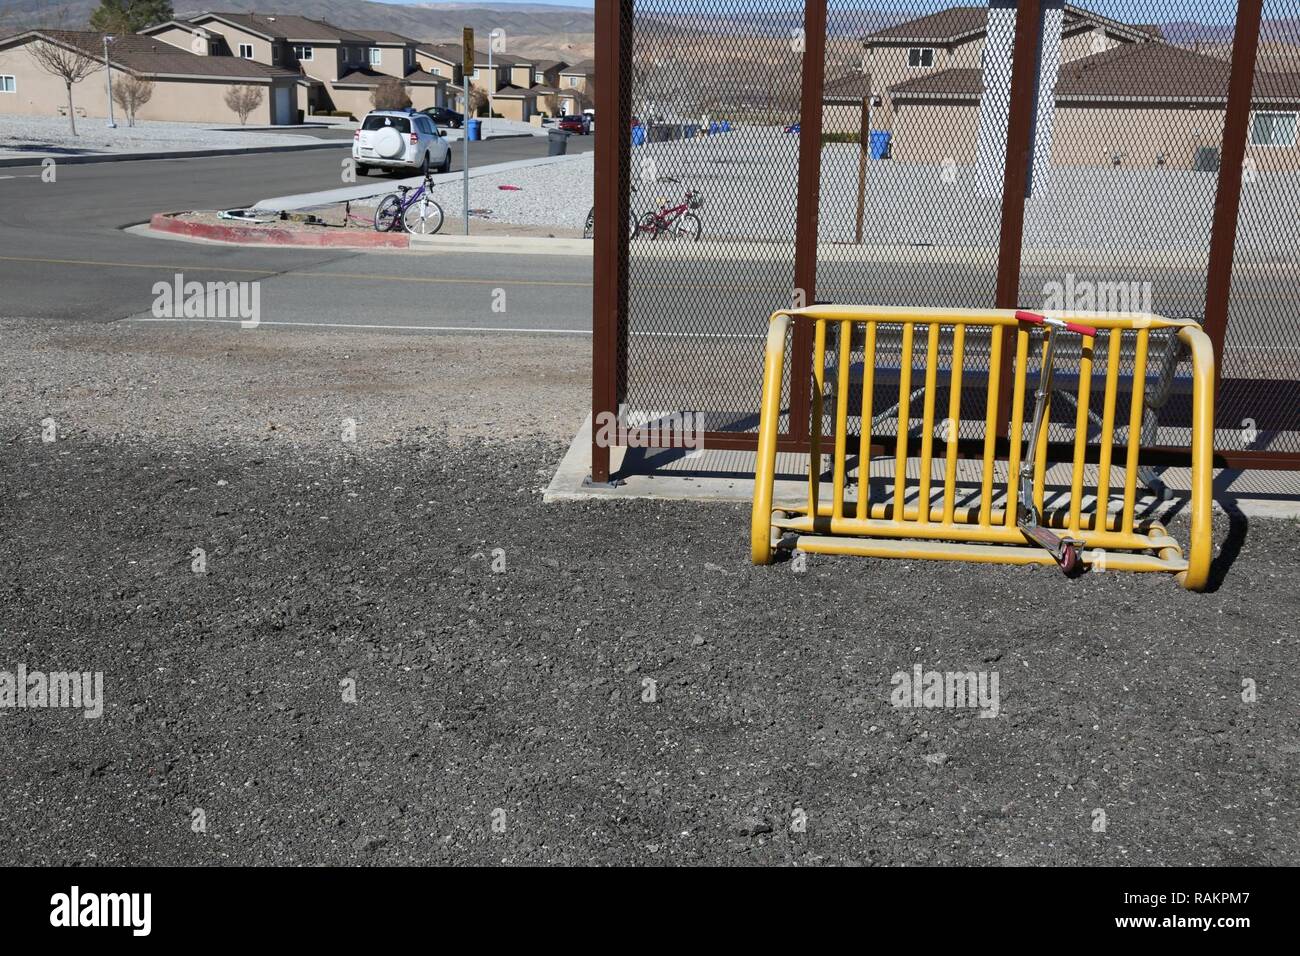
[558,114,589,135]
[421,106,464,129]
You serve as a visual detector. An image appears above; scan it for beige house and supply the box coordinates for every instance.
[492,85,537,122]
[143,13,449,117]
[887,38,1300,171]
[415,43,463,84]
[0,29,299,124]
[558,59,594,94]
[836,2,1157,134]
[530,59,568,88]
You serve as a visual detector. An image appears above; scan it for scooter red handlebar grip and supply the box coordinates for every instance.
[1015,310,1097,338]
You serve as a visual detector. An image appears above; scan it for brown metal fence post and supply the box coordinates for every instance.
[590,0,631,484]
[993,0,1042,439]
[790,0,828,446]
[1204,0,1264,396]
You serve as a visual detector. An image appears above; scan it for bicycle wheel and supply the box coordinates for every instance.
[374,195,402,232]
[636,211,661,240]
[583,207,594,239]
[670,212,701,242]
[402,196,444,235]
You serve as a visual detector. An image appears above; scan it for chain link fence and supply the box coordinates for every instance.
[598,0,1300,469]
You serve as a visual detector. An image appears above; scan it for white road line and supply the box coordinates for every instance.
[132,316,592,334]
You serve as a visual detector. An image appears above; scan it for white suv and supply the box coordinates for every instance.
[353,110,452,177]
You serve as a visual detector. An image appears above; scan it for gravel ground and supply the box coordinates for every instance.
[0,113,320,157]
[423,152,594,232]
[1,319,1297,866]
[388,126,1298,253]
[630,127,1299,251]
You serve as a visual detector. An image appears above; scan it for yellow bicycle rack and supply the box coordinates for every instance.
[750,305,1215,590]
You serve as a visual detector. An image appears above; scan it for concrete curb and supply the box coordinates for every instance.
[544,414,1300,519]
[408,233,592,257]
[0,139,349,169]
[148,211,409,249]
[144,212,590,254]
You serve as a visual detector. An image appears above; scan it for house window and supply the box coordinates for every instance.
[369,48,382,66]
[0,75,14,93]
[566,75,580,87]
[238,43,254,59]
[1251,112,1297,147]
[907,47,934,68]
[293,44,313,61]
[535,70,543,83]
[209,42,219,55]
[271,46,280,63]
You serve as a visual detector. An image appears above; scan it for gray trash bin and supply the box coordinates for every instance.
[548,129,569,156]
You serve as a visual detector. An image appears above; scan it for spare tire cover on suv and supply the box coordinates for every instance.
[374,126,406,159]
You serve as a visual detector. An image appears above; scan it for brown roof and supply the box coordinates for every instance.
[417,43,461,63]
[865,7,987,43]
[5,29,297,79]
[823,71,874,99]
[867,3,1159,45]
[559,59,594,76]
[1055,42,1299,100]
[190,12,371,44]
[888,42,1300,103]
[493,84,536,98]
[334,68,445,87]
[888,67,983,97]
[358,30,417,46]
[529,83,562,96]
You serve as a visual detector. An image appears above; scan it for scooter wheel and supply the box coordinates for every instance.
[1059,543,1080,576]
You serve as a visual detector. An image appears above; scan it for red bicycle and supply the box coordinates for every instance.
[633,179,703,241]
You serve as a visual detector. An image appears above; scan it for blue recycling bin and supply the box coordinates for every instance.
[869,130,891,160]
[631,124,646,146]
[467,118,482,141]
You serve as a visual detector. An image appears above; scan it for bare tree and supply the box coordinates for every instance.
[223,84,263,124]
[371,77,411,111]
[30,36,102,136]
[468,83,488,117]
[542,92,560,118]
[112,73,154,126]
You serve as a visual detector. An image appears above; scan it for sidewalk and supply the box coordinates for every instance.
[546,413,1300,522]
[0,138,348,168]
[253,152,588,211]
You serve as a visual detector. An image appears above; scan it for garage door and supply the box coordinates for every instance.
[274,86,291,125]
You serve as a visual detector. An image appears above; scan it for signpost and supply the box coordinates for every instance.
[462,27,473,235]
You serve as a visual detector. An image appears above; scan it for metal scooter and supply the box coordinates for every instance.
[1013,310,1098,575]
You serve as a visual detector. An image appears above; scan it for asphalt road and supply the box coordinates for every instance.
[0,136,595,332]
[0,135,1289,359]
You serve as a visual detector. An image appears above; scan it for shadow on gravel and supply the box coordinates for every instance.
[1206,506,1249,593]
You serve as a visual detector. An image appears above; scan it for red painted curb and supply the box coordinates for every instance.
[150,212,410,249]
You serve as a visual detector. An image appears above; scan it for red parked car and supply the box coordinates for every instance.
[558,115,590,135]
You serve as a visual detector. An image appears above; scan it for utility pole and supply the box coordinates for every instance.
[104,35,116,129]
[462,27,473,235]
